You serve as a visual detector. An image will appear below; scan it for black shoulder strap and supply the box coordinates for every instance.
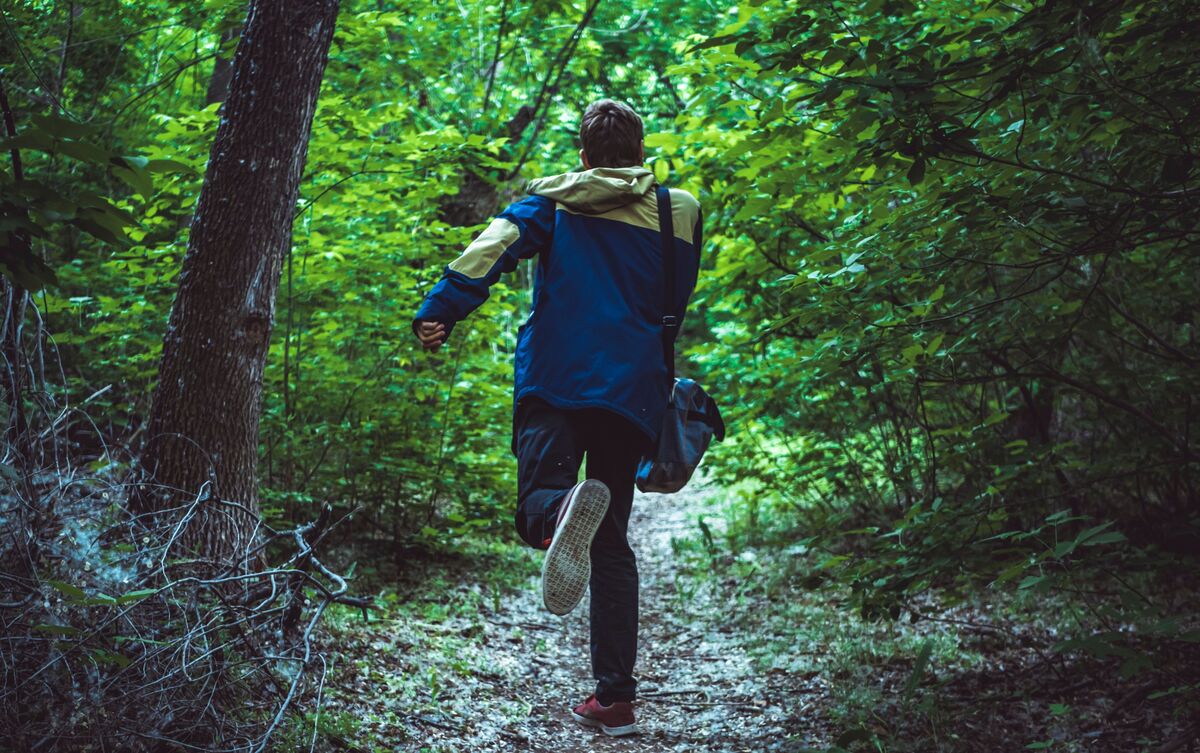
[656,185,678,383]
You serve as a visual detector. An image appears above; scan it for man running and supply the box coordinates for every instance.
[413,98,702,736]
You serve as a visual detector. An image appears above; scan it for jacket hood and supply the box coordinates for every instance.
[526,167,655,214]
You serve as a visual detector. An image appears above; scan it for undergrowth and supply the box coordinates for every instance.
[666,484,1200,753]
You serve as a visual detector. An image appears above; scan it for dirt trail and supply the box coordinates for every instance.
[326,485,1200,753]
[506,487,829,752]
[343,486,832,752]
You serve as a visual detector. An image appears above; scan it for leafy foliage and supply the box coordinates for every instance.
[673,0,1199,613]
[4,0,715,539]
[2,0,1198,748]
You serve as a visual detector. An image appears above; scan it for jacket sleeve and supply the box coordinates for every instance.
[414,195,555,337]
[686,208,702,301]
[675,206,703,320]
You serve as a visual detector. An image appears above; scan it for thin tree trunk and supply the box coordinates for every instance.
[134,0,341,562]
[205,24,240,106]
[0,76,31,462]
[56,4,78,102]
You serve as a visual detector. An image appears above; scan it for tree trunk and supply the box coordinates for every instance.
[436,104,533,227]
[134,0,340,562]
[205,24,240,106]
[0,77,31,462]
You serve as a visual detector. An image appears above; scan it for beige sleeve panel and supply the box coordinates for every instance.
[669,188,701,243]
[447,217,521,279]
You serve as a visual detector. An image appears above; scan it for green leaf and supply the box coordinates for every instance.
[1018,574,1046,590]
[55,139,112,165]
[89,648,132,668]
[994,561,1029,584]
[902,638,933,699]
[689,33,742,51]
[113,166,154,199]
[31,114,97,140]
[653,158,669,184]
[116,588,159,604]
[907,158,925,186]
[112,155,150,171]
[145,158,197,174]
[643,132,680,152]
[0,252,58,291]
[48,580,87,602]
[1052,540,1076,558]
[1080,532,1126,547]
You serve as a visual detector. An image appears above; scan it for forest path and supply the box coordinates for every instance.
[324,485,832,752]
[489,486,828,752]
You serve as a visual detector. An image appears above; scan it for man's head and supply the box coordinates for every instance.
[579,99,644,169]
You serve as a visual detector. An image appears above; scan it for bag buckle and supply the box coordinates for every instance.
[662,315,680,329]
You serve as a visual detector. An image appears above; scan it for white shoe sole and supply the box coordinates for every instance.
[571,712,640,737]
[541,479,610,616]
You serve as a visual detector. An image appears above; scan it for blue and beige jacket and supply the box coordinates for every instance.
[414,166,702,441]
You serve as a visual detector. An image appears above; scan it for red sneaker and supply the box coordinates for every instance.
[571,694,639,737]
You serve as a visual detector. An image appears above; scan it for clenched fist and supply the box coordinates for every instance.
[415,320,447,351]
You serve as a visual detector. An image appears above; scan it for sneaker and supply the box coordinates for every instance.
[571,694,639,737]
[541,479,610,616]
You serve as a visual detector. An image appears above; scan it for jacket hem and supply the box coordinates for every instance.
[514,387,659,443]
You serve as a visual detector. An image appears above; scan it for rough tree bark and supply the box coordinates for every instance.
[134,0,341,561]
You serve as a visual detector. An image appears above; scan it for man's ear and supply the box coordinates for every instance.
[579,149,591,169]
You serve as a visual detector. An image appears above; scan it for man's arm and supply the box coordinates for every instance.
[414,195,555,349]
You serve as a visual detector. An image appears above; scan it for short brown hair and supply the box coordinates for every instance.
[580,99,644,168]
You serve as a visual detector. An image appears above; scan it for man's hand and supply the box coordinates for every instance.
[415,320,447,351]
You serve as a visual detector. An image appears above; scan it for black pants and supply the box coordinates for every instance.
[513,397,649,704]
